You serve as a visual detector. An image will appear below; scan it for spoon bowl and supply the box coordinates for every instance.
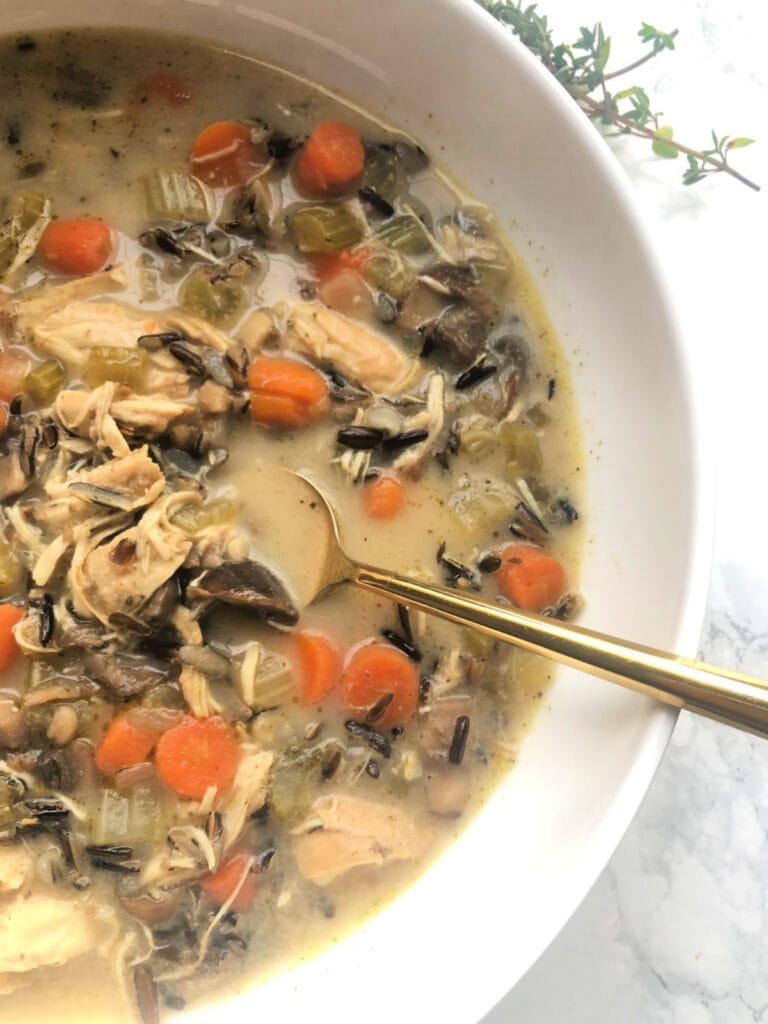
[247,462,768,739]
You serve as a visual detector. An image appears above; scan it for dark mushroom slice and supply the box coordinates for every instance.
[421,262,499,321]
[186,560,299,627]
[421,305,490,367]
[84,652,175,701]
[118,883,183,926]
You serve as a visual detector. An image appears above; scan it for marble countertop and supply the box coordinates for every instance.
[483,0,768,1021]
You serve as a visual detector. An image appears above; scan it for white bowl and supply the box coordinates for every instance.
[1,1,711,1020]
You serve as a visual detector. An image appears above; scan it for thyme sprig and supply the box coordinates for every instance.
[477,1,760,192]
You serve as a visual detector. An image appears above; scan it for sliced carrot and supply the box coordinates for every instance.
[37,218,113,276]
[0,604,24,673]
[362,474,406,520]
[342,642,419,729]
[155,716,239,800]
[495,544,566,613]
[94,714,158,775]
[297,630,343,704]
[0,404,7,435]
[190,121,266,187]
[294,120,365,197]
[248,356,329,430]
[134,71,192,106]
[200,851,256,912]
[312,246,369,284]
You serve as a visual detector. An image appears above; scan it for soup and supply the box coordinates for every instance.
[0,28,583,1022]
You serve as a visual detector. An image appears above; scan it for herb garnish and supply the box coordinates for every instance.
[477,1,759,192]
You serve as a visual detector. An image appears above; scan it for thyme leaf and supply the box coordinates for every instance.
[476,1,759,192]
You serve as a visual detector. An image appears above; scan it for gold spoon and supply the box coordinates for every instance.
[248,463,768,738]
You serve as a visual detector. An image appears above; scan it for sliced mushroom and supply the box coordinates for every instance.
[187,560,299,627]
[84,652,173,701]
[117,883,183,926]
[421,305,489,366]
[23,677,100,706]
[422,262,498,320]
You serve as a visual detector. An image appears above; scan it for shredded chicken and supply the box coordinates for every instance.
[54,383,194,451]
[293,793,432,886]
[69,492,196,623]
[219,746,274,851]
[163,311,231,353]
[30,300,164,367]
[71,445,165,511]
[3,265,127,336]
[0,890,116,985]
[286,303,417,393]
[0,847,33,896]
[179,665,222,718]
[392,371,446,474]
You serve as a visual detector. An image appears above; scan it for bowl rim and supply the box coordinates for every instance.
[462,0,714,1006]
[0,4,714,1019]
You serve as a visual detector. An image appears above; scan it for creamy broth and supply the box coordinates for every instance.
[0,28,584,1022]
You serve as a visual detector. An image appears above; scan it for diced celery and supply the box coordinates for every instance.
[289,204,364,254]
[375,215,430,254]
[0,539,19,594]
[91,785,163,843]
[270,745,327,822]
[86,346,147,389]
[142,166,212,222]
[500,421,543,478]
[170,498,238,536]
[459,415,498,460]
[179,268,246,327]
[362,248,417,299]
[24,358,66,405]
[92,789,130,842]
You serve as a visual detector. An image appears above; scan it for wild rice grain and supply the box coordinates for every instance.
[448,715,470,766]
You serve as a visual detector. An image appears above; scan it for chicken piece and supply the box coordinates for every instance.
[425,767,472,818]
[287,303,417,394]
[144,348,193,400]
[70,492,196,624]
[237,309,277,354]
[0,847,33,896]
[163,311,231,353]
[220,746,274,850]
[392,371,446,475]
[31,300,164,368]
[110,394,196,434]
[293,793,432,886]
[419,694,474,759]
[179,665,221,718]
[197,379,230,415]
[3,265,127,336]
[54,383,131,457]
[0,890,110,978]
[71,445,166,511]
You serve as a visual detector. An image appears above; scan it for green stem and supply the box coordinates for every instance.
[579,94,761,192]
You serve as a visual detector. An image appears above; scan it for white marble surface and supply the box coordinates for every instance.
[483,0,768,1021]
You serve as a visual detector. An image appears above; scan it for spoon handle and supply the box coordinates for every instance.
[353,563,768,737]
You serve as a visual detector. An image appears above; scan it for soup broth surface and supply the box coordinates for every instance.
[0,28,584,1022]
